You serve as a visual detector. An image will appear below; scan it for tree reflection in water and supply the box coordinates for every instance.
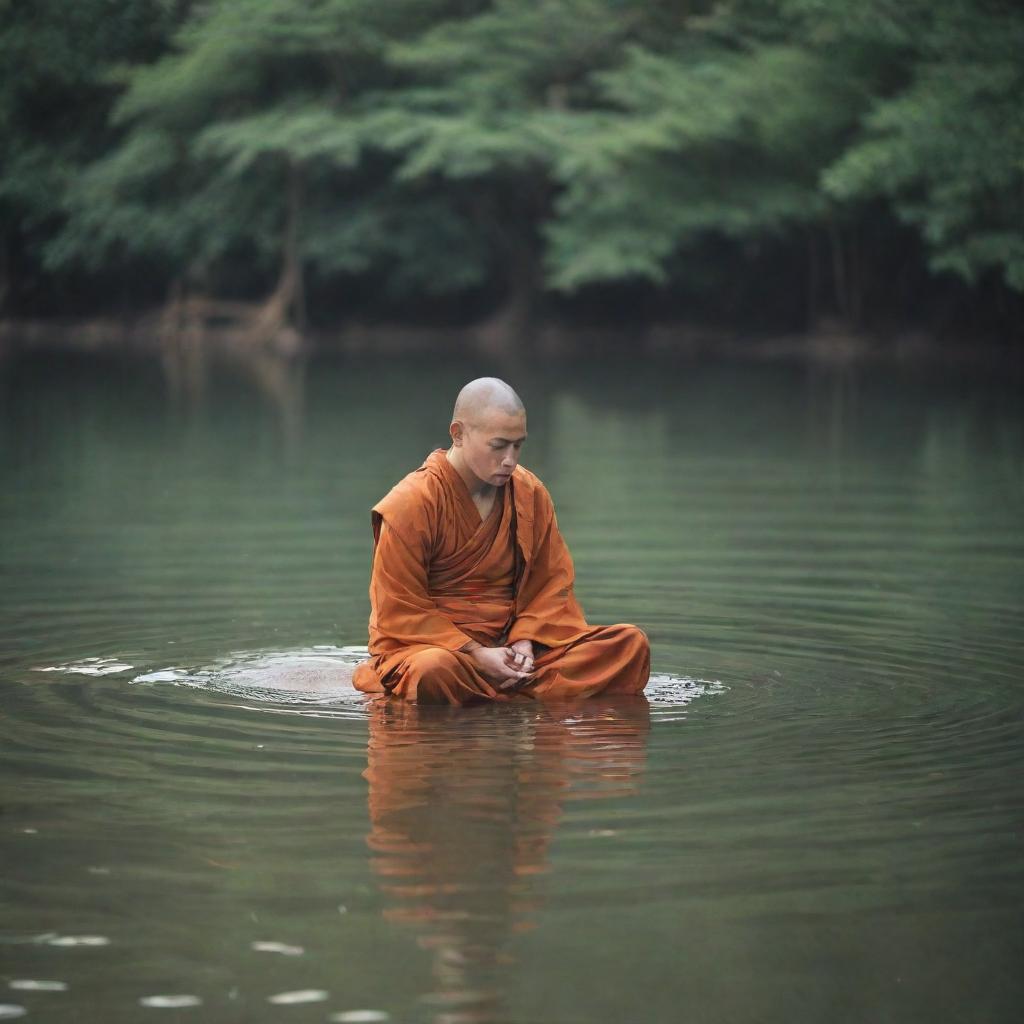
[362,697,651,1023]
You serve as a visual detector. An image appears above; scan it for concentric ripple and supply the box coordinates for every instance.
[29,645,721,718]
[131,645,372,710]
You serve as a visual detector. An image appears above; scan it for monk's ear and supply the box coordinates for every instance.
[449,420,463,446]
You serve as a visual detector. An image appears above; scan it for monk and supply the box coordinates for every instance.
[352,377,650,705]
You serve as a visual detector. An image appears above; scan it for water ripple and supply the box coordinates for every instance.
[27,646,721,721]
[131,645,371,710]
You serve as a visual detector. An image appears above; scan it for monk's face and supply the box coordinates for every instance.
[456,408,527,487]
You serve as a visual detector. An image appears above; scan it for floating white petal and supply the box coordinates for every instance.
[47,935,110,947]
[251,941,304,956]
[139,995,202,1008]
[268,990,328,1005]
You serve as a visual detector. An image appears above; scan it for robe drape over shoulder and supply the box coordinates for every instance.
[352,450,650,704]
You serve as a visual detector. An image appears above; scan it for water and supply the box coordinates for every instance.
[1,349,1022,1023]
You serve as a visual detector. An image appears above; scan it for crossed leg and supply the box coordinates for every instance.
[353,624,650,706]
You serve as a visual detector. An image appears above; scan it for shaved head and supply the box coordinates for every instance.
[447,378,527,491]
[452,377,525,426]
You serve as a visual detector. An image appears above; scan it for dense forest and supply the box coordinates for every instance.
[2,0,1022,340]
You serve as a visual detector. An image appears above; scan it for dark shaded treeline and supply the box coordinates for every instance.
[2,0,1022,344]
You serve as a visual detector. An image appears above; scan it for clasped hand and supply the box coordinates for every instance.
[467,639,535,691]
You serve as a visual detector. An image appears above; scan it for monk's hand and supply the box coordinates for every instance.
[506,640,535,674]
[498,642,536,691]
[466,645,532,689]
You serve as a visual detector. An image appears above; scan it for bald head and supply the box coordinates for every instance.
[447,378,527,489]
[452,377,525,426]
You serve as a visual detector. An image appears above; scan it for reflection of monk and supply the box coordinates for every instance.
[363,697,651,1022]
[353,377,650,704]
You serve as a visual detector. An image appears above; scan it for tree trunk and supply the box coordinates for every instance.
[474,223,542,357]
[0,238,9,316]
[827,217,849,323]
[253,158,306,346]
[828,216,869,328]
[805,226,820,329]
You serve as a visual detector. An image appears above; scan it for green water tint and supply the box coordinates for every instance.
[1,351,1023,1023]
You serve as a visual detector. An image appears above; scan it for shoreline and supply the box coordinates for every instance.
[1,314,1020,369]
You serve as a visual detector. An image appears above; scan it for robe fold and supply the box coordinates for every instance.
[352,449,650,704]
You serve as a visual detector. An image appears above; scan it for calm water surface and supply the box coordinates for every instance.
[1,350,1022,1023]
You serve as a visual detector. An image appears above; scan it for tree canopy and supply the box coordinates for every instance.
[2,0,1021,334]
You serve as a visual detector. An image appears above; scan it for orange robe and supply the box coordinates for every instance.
[352,449,650,704]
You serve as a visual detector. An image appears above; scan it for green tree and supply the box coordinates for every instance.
[530,0,894,322]
[48,0,488,335]
[820,0,1024,293]
[4,0,1021,335]
[0,0,178,313]
[351,0,653,334]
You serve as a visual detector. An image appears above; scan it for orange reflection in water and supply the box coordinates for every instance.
[363,696,651,1023]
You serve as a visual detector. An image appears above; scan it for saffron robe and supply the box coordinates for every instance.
[352,450,650,704]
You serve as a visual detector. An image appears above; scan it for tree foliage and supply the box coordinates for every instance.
[820,0,1024,291]
[1,0,1021,328]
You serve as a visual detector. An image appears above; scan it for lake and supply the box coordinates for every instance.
[1,347,1022,1023]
